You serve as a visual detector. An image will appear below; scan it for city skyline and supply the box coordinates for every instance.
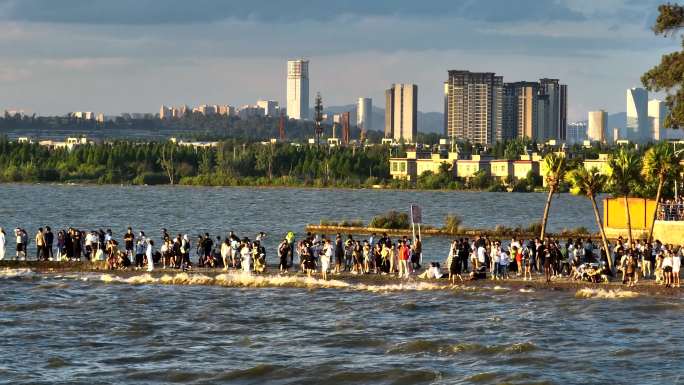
[0,0,678,121]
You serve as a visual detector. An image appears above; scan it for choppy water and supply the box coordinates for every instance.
[4,185,677,385]
[0,184,602,262]
[1,269,683,385]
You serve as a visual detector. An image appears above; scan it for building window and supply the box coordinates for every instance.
[392,162,397,172]
[400,163,406,172]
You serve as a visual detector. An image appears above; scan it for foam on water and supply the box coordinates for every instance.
[575,288,640,299]
[95,271,450,292]
[0,268,37,279]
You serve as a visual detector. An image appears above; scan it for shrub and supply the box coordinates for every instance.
[369,210,410,229]
[443,214,463,234]
[525,221,542,234]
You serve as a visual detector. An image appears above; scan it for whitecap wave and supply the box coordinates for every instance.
[575,288,640,299]
[96,272,450,292]
[0,268,37,279]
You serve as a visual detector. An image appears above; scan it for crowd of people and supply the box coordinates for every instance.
[0,226,681,287]
[657,198,684,221]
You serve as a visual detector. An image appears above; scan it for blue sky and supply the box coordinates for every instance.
[0,0,678,120]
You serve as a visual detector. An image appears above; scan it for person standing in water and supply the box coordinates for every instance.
[0,228,5,260]
[146,240,155,272]
[321,239,332,280]
[278,238,290,273]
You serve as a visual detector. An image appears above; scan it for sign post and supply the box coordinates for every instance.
[410,204,422,264]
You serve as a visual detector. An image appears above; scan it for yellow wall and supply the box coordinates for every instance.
[603,197,657,230]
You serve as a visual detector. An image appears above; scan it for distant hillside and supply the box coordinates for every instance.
[323,105,444,134]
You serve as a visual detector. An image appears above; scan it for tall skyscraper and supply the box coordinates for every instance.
[626,87,648,142]
[286,59,309,120]
[357,97,372,131]
[648,99,667,141]
[384,84,418,142]
[446,70,503,145]
[538,78,567,141]
[587,110,607,142]
[503,82,539,140]
[159,105,171,120]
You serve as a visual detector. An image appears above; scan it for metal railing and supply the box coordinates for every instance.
[657,202,684,221]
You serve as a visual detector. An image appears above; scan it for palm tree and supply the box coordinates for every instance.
[642,143,682,243]
[608,147,641,247]
[540,153,567,240]
[566,166,612,271]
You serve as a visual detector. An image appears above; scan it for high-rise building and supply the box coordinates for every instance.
[159,105,171,120]
[446,70,503,145]
[626,87,649,142]
[648,99,667,141]
[257,100,279,117]
[384,84,418,142]
[587,110,607,142]
[503,82,539,140]
[286,59,309,120]
[538,78,567,140]
[566,122,586,144]
[357,97,372,131]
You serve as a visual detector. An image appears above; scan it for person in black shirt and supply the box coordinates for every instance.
[124,227,135,257]
[44,226,54,260]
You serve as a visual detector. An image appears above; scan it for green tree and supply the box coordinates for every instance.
[566,166,612,271]
[608,147,642,246]
[539,153,566,240]
[642,142,682,242]
[642,3,684,128]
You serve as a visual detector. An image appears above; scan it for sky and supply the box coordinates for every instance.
[0,0,679,121]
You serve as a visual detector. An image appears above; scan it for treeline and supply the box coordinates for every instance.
[0,138,391,187]
[0,112,384,142]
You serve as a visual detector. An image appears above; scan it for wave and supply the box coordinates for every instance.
[96,271,451,292]
[0,268,37,279]
[387,340,538,356]
[575,288,640,299]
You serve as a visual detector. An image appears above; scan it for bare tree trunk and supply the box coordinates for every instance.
[590,195,613,271]
[648,176,664,243]
[540,186,555,240]
[160,145,175,185]
[624,195,633,247]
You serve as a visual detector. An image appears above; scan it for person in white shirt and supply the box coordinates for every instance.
[499,250,510,279]
[477,245,486,269]
[672,248,681,288]
[220,238,231,271]
[491,242,501,280]
[146,240,155,272]
[321,239,333,280]
[0,228,5,260]
[241,241,252,273]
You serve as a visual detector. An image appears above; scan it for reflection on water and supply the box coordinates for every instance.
[0,271,682,385]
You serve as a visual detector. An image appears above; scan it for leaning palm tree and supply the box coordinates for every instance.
[607,147,641,247]
[540,153,567,240]
[642,142,682,243]
[566,166,612,271]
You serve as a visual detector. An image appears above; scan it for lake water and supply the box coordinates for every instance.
[0,184,602,262]
[0,185,681,385]
[1,270,682,385]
